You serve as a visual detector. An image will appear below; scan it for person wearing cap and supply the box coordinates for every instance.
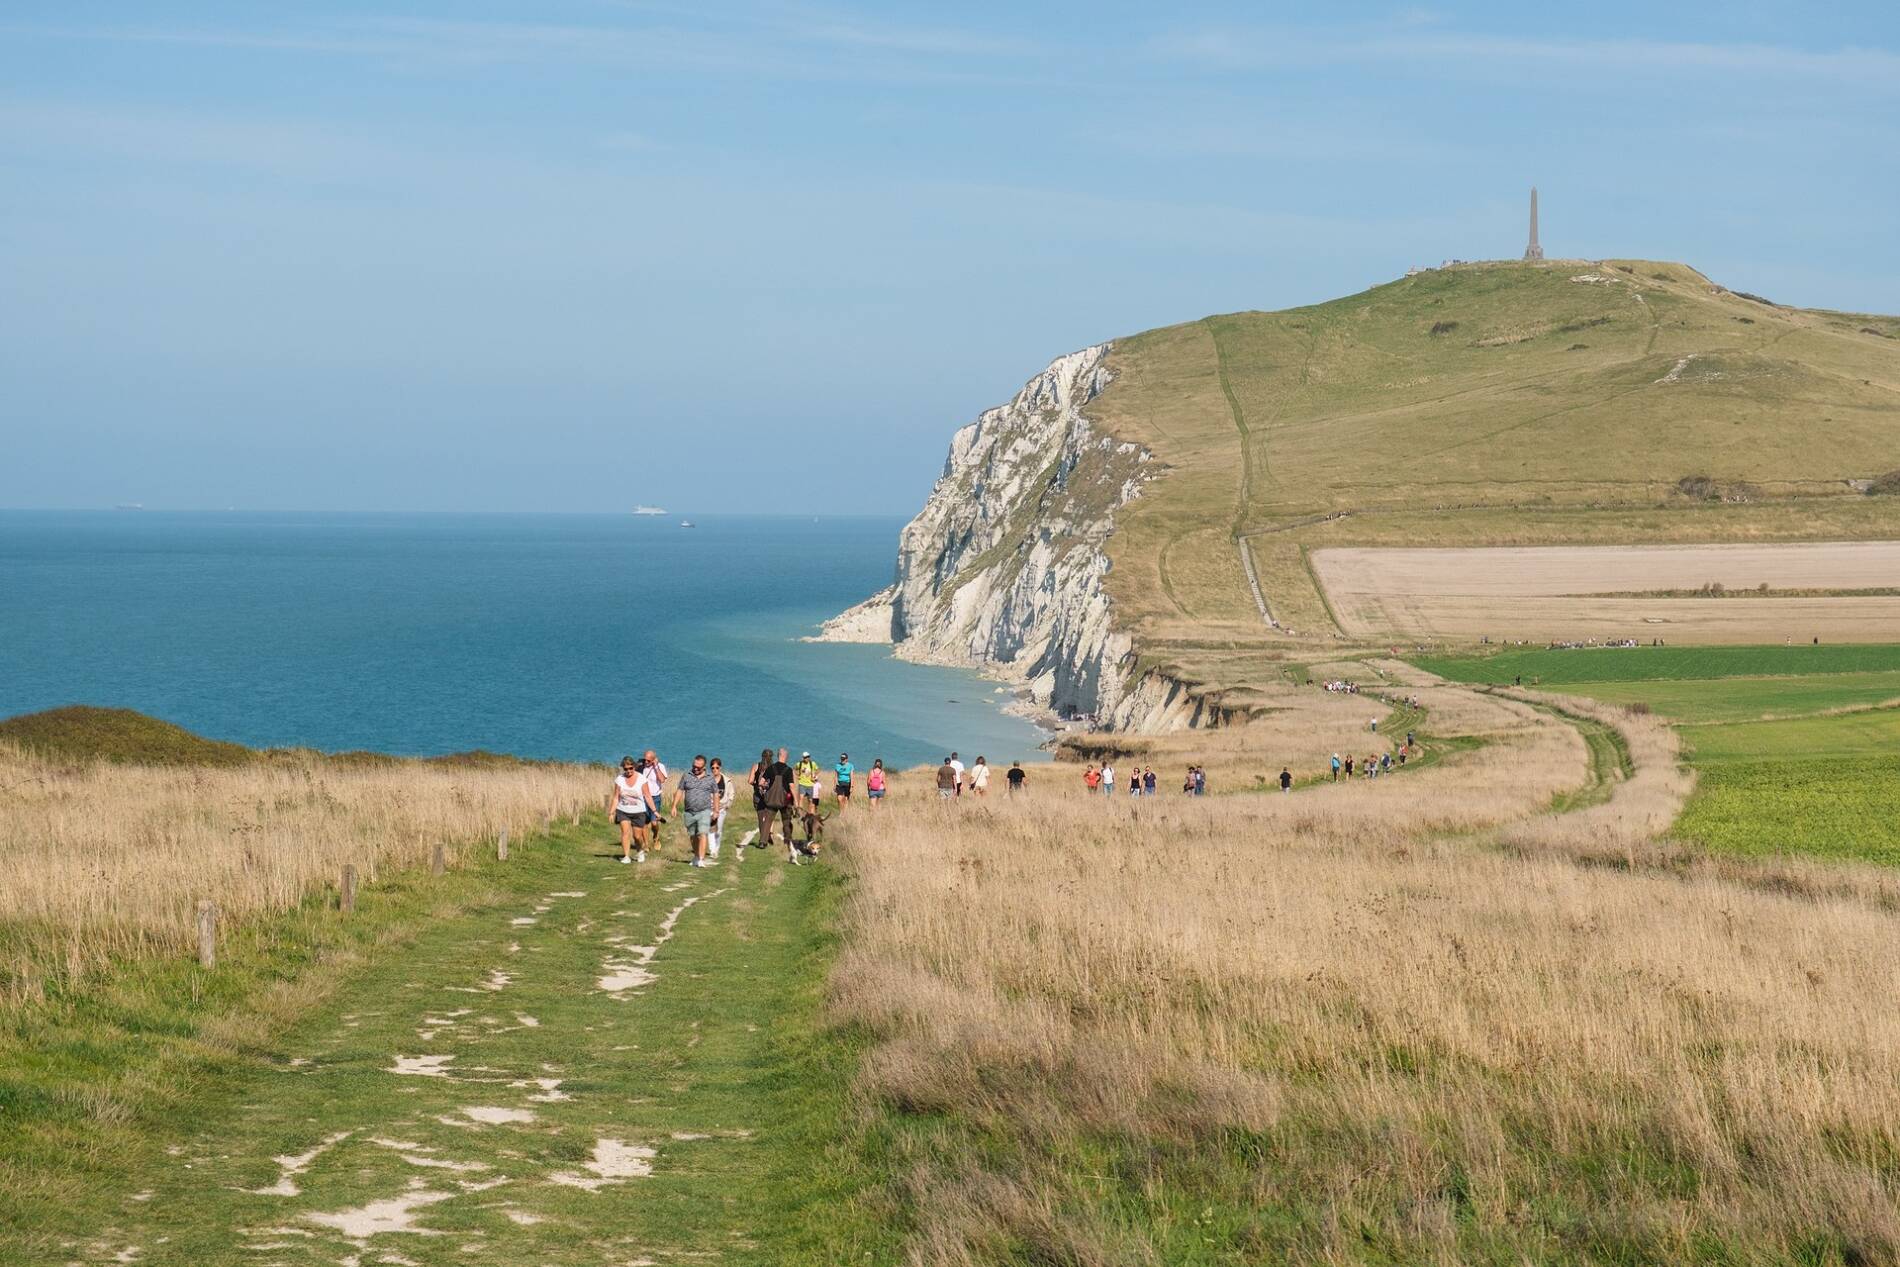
[794,751,819,808]
[832,752,854,813]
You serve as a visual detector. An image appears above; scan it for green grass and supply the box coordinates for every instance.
[1677,756,1900,865]
[0,705,255,766]
[1414,643,1900,686]
[1531,671,1900,723]
[1682,706,1900,763]
[0,704,563,772]
[0,818,891,1265]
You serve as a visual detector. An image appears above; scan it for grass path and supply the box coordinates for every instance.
[37,822,882,1266]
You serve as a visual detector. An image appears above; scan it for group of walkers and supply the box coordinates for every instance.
[607,728,1427,873]
[746,747,893,865]
[933,752,1029,797]
[1079,763,1208,796]
[609,749,731,869]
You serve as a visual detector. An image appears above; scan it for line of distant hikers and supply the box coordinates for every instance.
[606,738,1422,872]
[605,747,1028,871]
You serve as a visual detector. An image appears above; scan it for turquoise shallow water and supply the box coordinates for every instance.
[0,511,1047,769]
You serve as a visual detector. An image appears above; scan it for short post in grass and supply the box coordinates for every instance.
[432,843,446,876]
[195,900,217,968]
[570,807,580,827]
[341,864,357,914]
[497,829,509,862]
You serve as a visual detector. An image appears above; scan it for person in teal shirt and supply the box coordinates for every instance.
[833,753,855,813]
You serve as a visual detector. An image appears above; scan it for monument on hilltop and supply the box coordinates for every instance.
[1523,186,1544,261]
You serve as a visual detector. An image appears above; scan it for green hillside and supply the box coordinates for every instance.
[1081,260,1900,702]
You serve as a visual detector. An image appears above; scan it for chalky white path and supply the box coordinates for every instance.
[205,871,742,1261]
[597,889,732,995]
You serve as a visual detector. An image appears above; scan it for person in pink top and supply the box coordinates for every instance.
[865,759,887,812]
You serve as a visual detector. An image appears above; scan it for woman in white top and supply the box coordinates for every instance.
[969,756,990,797]
[708,757,731,859]
[607,755,658,864]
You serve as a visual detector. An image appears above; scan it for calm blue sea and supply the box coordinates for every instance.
[0,512,1046,769]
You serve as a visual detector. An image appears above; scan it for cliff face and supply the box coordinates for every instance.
[820,343,1197,731]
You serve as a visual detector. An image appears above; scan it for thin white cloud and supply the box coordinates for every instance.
[1153,26,1900,87]
[2,7,1037,83]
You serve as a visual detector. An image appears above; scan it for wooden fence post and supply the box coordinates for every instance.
[196,900,217,968]
[341,864,357,914]
[497,829,509,862]
[570,808,581,827]
[432,843,446,876]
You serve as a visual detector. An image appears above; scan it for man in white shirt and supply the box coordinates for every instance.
[1100,763,1114,798]
[949,751,965,797]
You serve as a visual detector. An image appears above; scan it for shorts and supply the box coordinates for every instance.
[867,788,884,799]
[835,783,852,798]
[938,788,953,799]
[682,808,714,837]
[797,785,814,801]
[614,808,650,826]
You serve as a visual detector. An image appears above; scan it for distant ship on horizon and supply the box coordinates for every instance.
[630,505,666,516]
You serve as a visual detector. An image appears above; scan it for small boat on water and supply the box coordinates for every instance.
[679,520,695,528]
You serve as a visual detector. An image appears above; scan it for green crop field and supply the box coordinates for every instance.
[1683,706,1900,763]
[1412,645,1900,866]
[1414,643,1900,686]
[1677,755,1900,865]
[1528,671,1900,723]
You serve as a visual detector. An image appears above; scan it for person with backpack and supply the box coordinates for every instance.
[866,758,887,810]
[755,747,797,855]
[1331,752,1342,782]
[794,751,820,808]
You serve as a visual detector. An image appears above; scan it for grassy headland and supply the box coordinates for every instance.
[1072,260,1900,690]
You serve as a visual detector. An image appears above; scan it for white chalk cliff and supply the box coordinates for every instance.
[819,343,1200,732]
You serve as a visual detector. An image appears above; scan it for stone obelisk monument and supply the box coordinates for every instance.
[1523,186,1544,260]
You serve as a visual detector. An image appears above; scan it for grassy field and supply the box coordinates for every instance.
[1676,756,1900,865]
[1413,644,1900,867]
[819,704,1900,1265]
[1683,706,1900,763]
[1416,642,1900,685]
[1525,671,1900,723]
[0,714,600,1000]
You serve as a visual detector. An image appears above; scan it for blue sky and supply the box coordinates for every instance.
[3,2,1896,514]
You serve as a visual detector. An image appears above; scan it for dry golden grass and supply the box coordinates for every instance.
[829,686,1900,1263]
[0,741,599,999]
